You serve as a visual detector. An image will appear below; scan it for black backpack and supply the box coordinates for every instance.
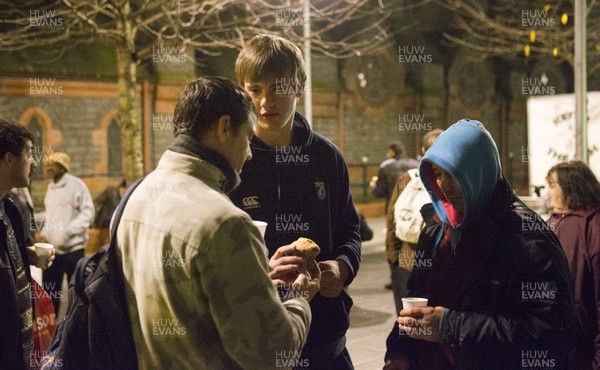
[40,180,141,370]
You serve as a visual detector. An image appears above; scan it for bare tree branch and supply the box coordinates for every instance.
[434,0,599,76]
[0,0,430,179]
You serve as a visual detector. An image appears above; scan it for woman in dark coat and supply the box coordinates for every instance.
[547,160,600,370]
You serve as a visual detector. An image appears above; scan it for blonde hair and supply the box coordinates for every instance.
[235,34,306,87]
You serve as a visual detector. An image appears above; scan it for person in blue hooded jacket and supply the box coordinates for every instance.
[383,119,576,369]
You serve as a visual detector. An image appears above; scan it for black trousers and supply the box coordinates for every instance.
[43,249,84,313]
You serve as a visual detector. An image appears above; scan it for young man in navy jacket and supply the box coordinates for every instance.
[230,34,362,369]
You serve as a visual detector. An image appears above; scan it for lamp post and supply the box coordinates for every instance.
[303,0,312,127]
[575,0,588,163]
[361,156,369,201]
[524,4,587,163]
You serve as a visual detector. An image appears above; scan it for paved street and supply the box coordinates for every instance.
[346,216,397,370]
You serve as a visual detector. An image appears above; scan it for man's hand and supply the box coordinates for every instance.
[26,245,56,270]
[397,306,446,343]
[268,244,303,286]
[291,258,321,301]
[318,260,350,297]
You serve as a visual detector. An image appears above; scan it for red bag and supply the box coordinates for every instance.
[31,279,57,369]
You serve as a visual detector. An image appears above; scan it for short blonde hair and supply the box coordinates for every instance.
[235,34,306,87]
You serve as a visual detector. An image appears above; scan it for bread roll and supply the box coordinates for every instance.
[291,237,320,273]
[293,237,320,259]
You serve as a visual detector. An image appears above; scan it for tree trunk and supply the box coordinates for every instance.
[115,2,143,182]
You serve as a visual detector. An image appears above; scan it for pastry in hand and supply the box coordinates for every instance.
[291,237,320,273]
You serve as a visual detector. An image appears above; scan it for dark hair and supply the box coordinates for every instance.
[388,142,403,158]
[0,119,34,159]
[235,34,306,87]
[173,76,254,140]
[546,160,600,210]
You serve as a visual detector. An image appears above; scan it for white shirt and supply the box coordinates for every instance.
[39,173,94,253]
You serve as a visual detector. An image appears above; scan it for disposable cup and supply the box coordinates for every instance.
[34,243,54,269]
[402,297,428,310]
[252,221,268,238]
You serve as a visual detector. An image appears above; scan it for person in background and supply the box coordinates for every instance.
[385,129,443,314]
[372,142,419,291]
[90,179,128,252]
[546,160,600,369]
[0,119,37,369]
[384,119,576,369]
[371,142,419,211]
[358,211,374,242]
[116,76,319,368]
[94,178,127,228]
[230,33,361,369]
[9,187,36,247]
[39,152,94,313]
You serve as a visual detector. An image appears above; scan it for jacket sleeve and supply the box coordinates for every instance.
[199,216,311,369]
[385,320,414,362]
[64,181,95,241]
[333,153,361,285]
[587,212,600,368]
[440,237,576,356]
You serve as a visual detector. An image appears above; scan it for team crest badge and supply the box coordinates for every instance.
[314,182,326,200]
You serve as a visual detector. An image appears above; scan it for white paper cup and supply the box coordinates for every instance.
[252,221,268,238]
[34,243,54,269]
[402,297,428,310]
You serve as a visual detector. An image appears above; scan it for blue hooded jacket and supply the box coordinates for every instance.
[419,119,501,249]
[385,119,577,369]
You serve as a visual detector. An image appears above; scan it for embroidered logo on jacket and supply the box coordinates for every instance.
[242,196,260,209]
[314,182,326,200]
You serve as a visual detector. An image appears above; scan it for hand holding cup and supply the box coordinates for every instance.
[397,298,446,343]
[33,242,55,269]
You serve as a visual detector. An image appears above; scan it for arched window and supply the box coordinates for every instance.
[107,118,122,175]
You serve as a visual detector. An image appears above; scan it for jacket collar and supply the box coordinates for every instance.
[50,173,70,188]
[168,134,240,193]
[552,206,600,219]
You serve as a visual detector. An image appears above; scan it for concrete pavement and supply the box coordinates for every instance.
[346,216,397,370]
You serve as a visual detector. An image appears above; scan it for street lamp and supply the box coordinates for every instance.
[303,0,312,127]
[575,0,588,163]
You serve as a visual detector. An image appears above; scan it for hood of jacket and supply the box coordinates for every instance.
[420,119,502,231]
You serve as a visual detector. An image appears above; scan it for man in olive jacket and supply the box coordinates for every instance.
[116,76,319,369]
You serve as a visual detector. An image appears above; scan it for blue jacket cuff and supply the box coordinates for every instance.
[438,308,450,343]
